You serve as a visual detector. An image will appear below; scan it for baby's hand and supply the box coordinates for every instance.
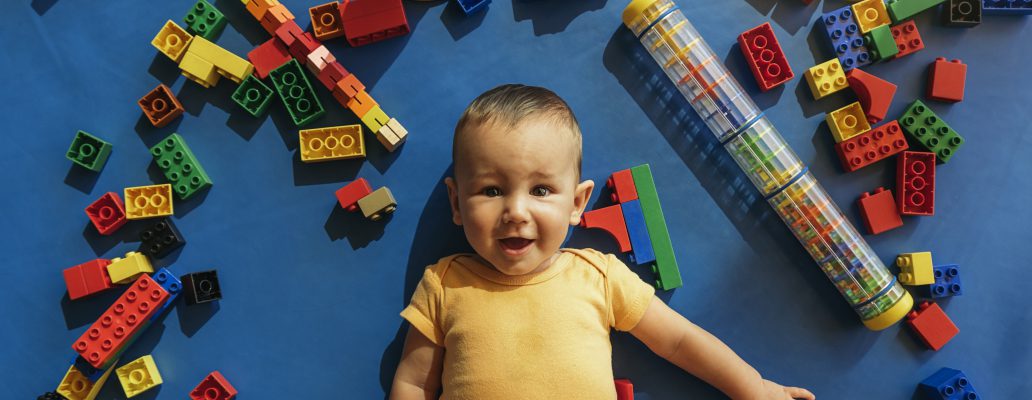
[758,379,814,400]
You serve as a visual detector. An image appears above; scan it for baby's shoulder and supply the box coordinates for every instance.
[562,248,621,276]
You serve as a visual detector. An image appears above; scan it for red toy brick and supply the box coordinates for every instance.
[891,20,924,59]
[846,68,897,124]
[85,192,127,235]
[336,178,373,212]
[927,57,967,103]
[64,259,114,300]
[72,273,170,369]
[835,120,908,173]
[896,151,935,216]
[138,84,185,128]
[248,38,292,79]
[615,379,634,400]
[190,371,238,400]
[607,169,638,204]
[906,301,958,351]
[736,22,794,92]
[340,0,410,48]
[579,204,631,253]
[273,20,305,54]
[857,187,903,235]
[316,62,350,91]
[310,2,346,41]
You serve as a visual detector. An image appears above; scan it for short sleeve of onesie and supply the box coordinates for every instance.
[605,253,657,331]
[400,266,445,346]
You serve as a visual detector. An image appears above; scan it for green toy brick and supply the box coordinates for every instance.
[183,0,227,40]
[269,59,326,127]
[66,130,112,172]
[149,133,212,200]
[887,0,946,22]
[864,25,899,61]
[630,164,682,290]
[898,100,964,163]
[232,75,274,117]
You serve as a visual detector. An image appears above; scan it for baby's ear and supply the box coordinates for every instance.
[569,179,595,225]
[444,177,463,226]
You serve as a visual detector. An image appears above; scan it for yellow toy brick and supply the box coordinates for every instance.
[851,0,891,34]
[359,105,390,134]
[116,355,163,398]
[358,186,397,221]
[179,51,220,88]
[826,102,871,142]
[897,252,934,285]
[376,118,408,152]
[106,251,154,284]
[151,20,193,63]
[804,59,848,100]
[185,36,255,84]
[57,362,115,400]
[299,125,365,162]
[124,184,174,219]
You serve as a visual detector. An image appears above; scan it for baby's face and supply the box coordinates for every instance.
[446,116,594,276]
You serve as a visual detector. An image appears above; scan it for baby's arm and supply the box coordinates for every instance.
[390,326,444,400]
[629,297,815,400]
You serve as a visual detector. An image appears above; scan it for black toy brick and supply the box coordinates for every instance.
[181,270,222,305]
[138,218,186,259]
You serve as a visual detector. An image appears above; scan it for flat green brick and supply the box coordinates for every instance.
[269,59,326,127]
[630,164,682,290]
[887,0,946,22]
[183,0,227,40]
[150,133,212,200]
[898,100,964,163]
[66,130,112,172]
[232,75,274,117]
[864,25,898,61]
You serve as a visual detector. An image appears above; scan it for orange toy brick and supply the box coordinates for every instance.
[857,187,902,235]
[335,178,373,212]
[72,273,170,369]
[259,4,295,35]
[906,301,958,351]
[138,84,184,128]
[332,74,365,106]
[835,120,908,173]
[310,2,346,41]
[347,90,378,118]
[846,68,896,124]
[927,57,967,103]
[890,20,923,59]
[63,259,114,300]
[737,22,794,91]
[189,371,238,400]
[896,151,935,216]
[340,0,410,47]
[607,169,638,203]
[579,204,631,253]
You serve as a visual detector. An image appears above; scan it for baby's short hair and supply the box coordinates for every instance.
[453,84,583,178]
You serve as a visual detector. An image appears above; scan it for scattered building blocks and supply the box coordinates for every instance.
[179,50,221,88]
[944,0,982,26]
[358,186,398,221]
[615,379,634,400]
[316,62,350,91]
[107,251,155,285]
[340,0,411,47]
[821,6,872,70]
[183,0,227,40]
[846,68,896,124]
[897,100,964,163]
[918,367,979,399]
[458,0,491,14]
[299,125,365,162]
[232,75,275,117]
[85,192,127,235]
[138,218,186,259]
[310,2,346,41]
[890,20,924,58]
[67,131,112,172]
[269,59,326,126]
[56,362,115,400]
[897,251,934,285]
[182,270,223,305]
[852,0,892,33]
[190,371,238,400]
[336,178,373,212]
[929,264,963,298]
[150,268,183,321]
[248,38,292,79]
[621,200,656,265]
[888,0,948,22]
[607,169,638,203]
[152,20,193,63]
[72,273,170,369]
[346,90,379,119]
[116,355,163,398]
[827,102,872,143]
[906,302,958,351]
[857,187,903,235]
[139,84,185,128]
[864,24,899,61]
[804,59,849,100]
[579,204,632,253]
[835,120,908,172]
[897,151,936,215]
[332,73,365,106]
[124,184,174,219]
[151,133,213,200]
[376,118,408,152]
[927,57,967,103]
[983,0,1032,14]
[260,4,296,34]
[736,22,794,92]
[184,36,255,85]
[630,164,681,290]
[64,259,114,300]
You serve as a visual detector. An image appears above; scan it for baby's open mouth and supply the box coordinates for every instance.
[499,237,534,255]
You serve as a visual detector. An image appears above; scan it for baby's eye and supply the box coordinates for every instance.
[483,187,502,197]
[531,186,551,197]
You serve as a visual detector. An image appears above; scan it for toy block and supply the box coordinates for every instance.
[804,59,848,100]
[139,84,185,128]
[358,186,398,221]
[72,356,109,383]
[918,367,979,399]
[458,0,491,14]
[887,0,947,22]
[340,0,411,47]
[85,192,127,235]
[906,302,958,351]
[736,22,794,92]
[285,31,321,62]
[622,200,656,265]
[897,251,933,285]
[376,118,408,152]
[64,259,114,300]
[927,57,967,103]
[67,130,112,172]
[336,178,373,212]
[984,0,1032,14]
[107,251,154,284]
[269,59,326,126]
[124,184,174,219]
[152,20,193,63]
[630,164,681,290]
[116,355,162,398]
[607,169,638,203]
[332,73,366,105]
[150,268,183,321]
[360,105,391,133]
[232,75,274,117]
[851,0,891,33]
[857,187,903,235]
[246,0,279,20]
[615,379,634,400]
[150,133,213,200]
[821,6,872,70]
[347,90,379,118]
[316,62,350,91]
[310,2,346,41]
[179,50,220,88]
[190,371,238,400]
[827,102,871,143]
[896,151,935,215]
[183,0,227,40]
[138,218,186,259]
[260,4,296,35]
[185,36,255,84]
[890,20,924,58]
[897,100,964,163]
[273,20,304,50]
[72,274,170,369]
[182,270,222,305]
[299,124,365,162]
[944,0,982,26]
[929,264,963,298]
[305,45,337,75]
[248,38,291,79]
[846,68,896,124]
[863,24,899,61]
[56,362,115,400]
[835,120,908,172]
[579,204,631,253]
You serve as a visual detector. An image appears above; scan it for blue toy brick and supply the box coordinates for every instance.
[918,367,979,399]
[821,6,872,71]
[621,199,656,265]
[150,268,183,322]
[929,264,963,298]
[457,0,491,15]
[983,0,1032,14]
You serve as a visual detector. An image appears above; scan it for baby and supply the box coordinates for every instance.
[390,84,815,400]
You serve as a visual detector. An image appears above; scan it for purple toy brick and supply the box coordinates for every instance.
[821,6,872,71]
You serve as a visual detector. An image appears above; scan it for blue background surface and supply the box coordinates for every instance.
[2,0,1029,398]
